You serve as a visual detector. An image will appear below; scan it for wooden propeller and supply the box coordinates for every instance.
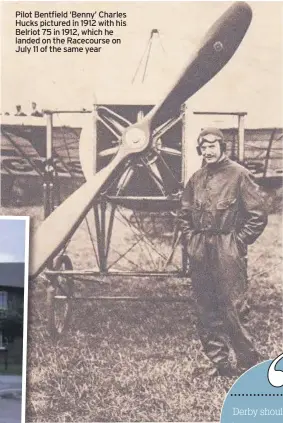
[29,1,252,278]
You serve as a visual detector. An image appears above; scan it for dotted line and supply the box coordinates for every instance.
[230,394,283,396]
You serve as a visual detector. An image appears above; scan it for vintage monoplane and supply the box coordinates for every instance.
[2,2,279,338]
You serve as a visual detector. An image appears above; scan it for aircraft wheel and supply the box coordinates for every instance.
[48,255,74,339]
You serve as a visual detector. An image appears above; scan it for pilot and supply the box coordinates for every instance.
[31,101,43,117]
[15,105,27,116]
[178,127,267,377]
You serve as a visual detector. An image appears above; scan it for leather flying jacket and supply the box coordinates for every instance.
[178,156,268,246]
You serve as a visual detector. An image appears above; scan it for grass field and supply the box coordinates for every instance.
[1,204,282,422]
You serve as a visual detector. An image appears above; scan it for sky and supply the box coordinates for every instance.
[1,1,283,127]
[0,218,27,262]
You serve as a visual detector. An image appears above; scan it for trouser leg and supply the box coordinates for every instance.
[237,297,250,327]
[223,303,261,370]
[236,256,250,328]
[191,267,232,374]
[197,314,230,369]
[215,247,262,371]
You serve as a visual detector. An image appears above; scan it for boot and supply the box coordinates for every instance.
[236,350,264,375]
[192,361,238,379]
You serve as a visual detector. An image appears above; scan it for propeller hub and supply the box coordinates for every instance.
[124,127,148,151]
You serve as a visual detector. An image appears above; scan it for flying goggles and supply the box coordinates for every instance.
[198,133,223,146]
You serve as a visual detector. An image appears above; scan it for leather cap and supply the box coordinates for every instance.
[198,127,224,146]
